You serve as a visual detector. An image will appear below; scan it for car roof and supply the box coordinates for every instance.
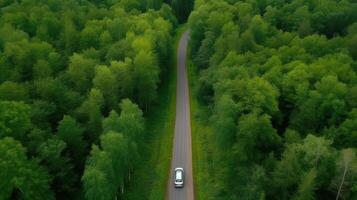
[175,170,182,179]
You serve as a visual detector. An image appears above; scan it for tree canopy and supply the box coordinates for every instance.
[0,0,176,198]
[189,0,357,199]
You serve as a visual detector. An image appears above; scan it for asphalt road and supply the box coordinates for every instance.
[167,30,194,200]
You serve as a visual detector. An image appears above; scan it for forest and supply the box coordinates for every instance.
[1,0,356,199]
[189,0,357,199]
[0,0,195,199]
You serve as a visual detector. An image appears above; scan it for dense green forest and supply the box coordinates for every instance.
[1,0,356,199]
[0,0,197,199]
[189,0,357,199]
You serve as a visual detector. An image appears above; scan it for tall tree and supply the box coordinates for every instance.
[331,149,357,200]
[133,50,159,107]
[57,115,87,165]
[0,137,54,200]
[119,99,145,142]
[92,65,118,109]
[0,101,31,141]
[78,89,104,143]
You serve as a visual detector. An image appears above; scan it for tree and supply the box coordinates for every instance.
[0,101,31,141]
[33,77,82,121]
[133,50,159,107]
[328,109,357,148]
[119,99,145,142]
[232,77,279,116]
[110,59,134,99]
[37,137,77,197]
[330,149,357,200]
[212,94,238,150]
[291,75,347,133]
[82,131,134,199]
[67,54,96,94]
[82,145,115,200]
[33,59,52,79]
[60,13,79,56]
[0,81,28,101]
[0,137,54,200]
[273,135,335,198]
[80,25,101,50]
[102,110,121,134]
[100,132,128,193]
[57,115,86,165]
[194,31,215,69]
[292,169,317,200]
[78,89,104,143]
[234,112,281,165]
[93,65,118,109]
[249,15,269,44]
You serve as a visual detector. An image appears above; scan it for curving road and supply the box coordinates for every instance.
[167,30,194,200]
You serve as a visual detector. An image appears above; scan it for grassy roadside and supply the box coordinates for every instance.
[187,46,215,200]
[124,25,186,200]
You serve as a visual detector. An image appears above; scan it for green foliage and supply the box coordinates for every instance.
[0,101,31,141]
[57,115,87,165]
[102,110,121,134]
[82,145,115,200]
[330,148,357,200]
[0,0,176,198]
[93,65,118,108]
[119,99,145,142]
[189,0,357,199]
[37,137,77,197]
[133,50,159,106]
[82,96,144,199]
[0,81,28,101]
[293,169,317,200]
[0,137,54,200]
[235,112,281,165]
[171,0,194,23]
[67,54,97,94]
[78,88,104,143]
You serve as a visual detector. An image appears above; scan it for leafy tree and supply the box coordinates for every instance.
[33,77,82,121]
[100,132,128,193]
[82,145,115,200]
[133,50,159,107]
[102,110,121,134]
[37,137,77,198]
[0,101,31,141]
[0,137,54,200]
[234,112,281,165]
[67,54,97,94]
[330,149,357,200]
[93,65,118,109]
[212,94,238,150]
[232,77,279,116]
[119,99,145,142]
[0,81,28,101]
[291,75,347,133]
[57,115,86,165]
[59,13,79,56]
[292,169,317,200]
[80,25,101,50]
[78,89,104,143]
[110,59,134,99]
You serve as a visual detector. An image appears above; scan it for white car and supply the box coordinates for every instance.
[174,168,184,188]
